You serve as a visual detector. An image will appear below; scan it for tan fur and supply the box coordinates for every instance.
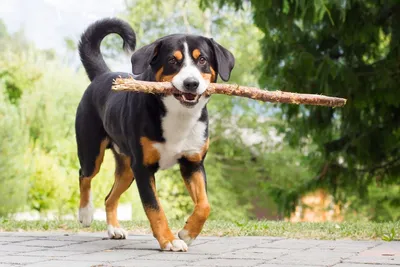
[181,171,210,239]
[144,177,176,249]
[105,155,134,227]
[210,67,216,82]
[185,138,209,162]
[192,49,201,59]
[174,50,183,61]
[155,67,164,82]
[79,138,109,208]
[140,137,160,165]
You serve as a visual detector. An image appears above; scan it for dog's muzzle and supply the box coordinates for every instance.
[173,77,202,107]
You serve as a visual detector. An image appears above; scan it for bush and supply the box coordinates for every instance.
[0,85,29,216]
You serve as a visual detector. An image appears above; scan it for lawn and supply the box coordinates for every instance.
[0,219,399,241]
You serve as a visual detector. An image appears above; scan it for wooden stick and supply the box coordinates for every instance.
[112,77,347,107]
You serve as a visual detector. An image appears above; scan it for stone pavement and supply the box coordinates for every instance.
[0,232,399,267]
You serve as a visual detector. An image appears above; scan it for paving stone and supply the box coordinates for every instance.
[214,247,288,260]
[116,240,163,251]
[0,236,36,243]
[334,264,397,267]
[343,242,400,265]
[117,259,189,267]
[0,255,51,264]
[16,249,86,257]
[14,239,80,247]
[0,250,18,257]
[187,258,263,266]
[63,249,155,262]
[0,244,43,252]
[268,249,354,266]
[54,239,130,252]
[0,233,394,266]
[186,240,254,255]
[256,239,325,250]
[258,264,321,267]
[25,260,114,267]
[316,240,379,252]
[137,251,209,261]
[43,234,103,242]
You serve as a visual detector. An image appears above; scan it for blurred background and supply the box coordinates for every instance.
[0,0,399,223]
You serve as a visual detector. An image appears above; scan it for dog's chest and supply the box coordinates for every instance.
[152,99,207,170]
[154,114,206,170]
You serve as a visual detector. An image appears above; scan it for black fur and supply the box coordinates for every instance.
[78,18,136,81]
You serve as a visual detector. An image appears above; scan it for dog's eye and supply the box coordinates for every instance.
[198,56,207,65]
[168,58,178,65]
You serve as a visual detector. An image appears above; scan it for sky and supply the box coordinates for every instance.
[0,0,129,70]
[1,0,125,50]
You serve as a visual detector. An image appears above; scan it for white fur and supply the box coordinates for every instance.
[78,192,94,227]
[155,95,208,170]
[172,42,209,95]
[107,224,128,239]
[178,229,195,246]
[163,239,188,252]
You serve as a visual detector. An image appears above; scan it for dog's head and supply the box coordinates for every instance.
[131,34,235,107]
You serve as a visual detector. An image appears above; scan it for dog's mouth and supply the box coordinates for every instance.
[173,92,201,107]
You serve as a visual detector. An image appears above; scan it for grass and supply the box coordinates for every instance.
[0,219,399,241]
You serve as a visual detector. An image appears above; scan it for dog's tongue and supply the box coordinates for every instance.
[183,93,196,101]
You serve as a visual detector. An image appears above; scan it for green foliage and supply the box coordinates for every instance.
[207,0,400,221]
[0,85,29,216]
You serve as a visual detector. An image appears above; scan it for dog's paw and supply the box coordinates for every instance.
[78,204,94,227]
[163,239,188,252]
[107,225,128,239]
[178,229,195,246]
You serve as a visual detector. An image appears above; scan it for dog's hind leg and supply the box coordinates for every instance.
[104,150,134,239]
[76,107,109,227]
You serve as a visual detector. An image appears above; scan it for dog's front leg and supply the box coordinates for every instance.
[133,165,188,252]
[178,159,210,246]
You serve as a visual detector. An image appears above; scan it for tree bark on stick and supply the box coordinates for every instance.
[112,78,347,107]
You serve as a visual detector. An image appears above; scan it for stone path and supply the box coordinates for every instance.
[0,232,399,266]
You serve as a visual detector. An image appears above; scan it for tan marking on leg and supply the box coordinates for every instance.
[155,67,164,82]
[185,138,209,163]
[105,155,134,228]
[140,137,160,166]
[181,171,210,239]
[144,177,176,249]
[173,50,183,61]
[79,138,109,209]
[192,49,201,60]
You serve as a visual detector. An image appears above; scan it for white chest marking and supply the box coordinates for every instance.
[155,95,208,170]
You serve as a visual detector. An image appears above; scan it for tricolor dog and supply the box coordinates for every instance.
[76,18,234,251]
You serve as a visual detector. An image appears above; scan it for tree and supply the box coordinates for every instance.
[204,0,400,220]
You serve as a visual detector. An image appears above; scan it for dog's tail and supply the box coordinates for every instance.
[78,18,136,81]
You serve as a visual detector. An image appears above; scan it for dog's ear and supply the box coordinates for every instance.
[209,38,235,81]
[131,41,162,75]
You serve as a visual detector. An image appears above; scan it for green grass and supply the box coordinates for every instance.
[0,219,399,241]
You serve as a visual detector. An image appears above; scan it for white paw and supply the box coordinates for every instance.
[163,239,188,252]
[178,229,195,246]
[107,225,128,239]
[78,203,94,227]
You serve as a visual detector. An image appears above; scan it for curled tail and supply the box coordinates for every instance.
[78,18,136,81]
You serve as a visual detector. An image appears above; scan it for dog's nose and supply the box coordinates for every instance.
[183,78,199,92]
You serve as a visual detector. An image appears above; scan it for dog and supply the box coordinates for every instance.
[76,18,234,252]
